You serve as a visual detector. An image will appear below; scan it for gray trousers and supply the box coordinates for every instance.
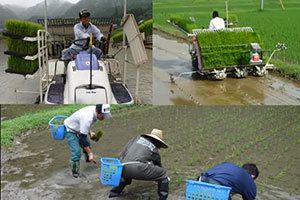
[61,46,102,60]
[123,162,167,181]
[110,162,169,199]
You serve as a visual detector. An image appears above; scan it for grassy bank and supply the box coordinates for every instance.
[154,0,300,79]
[0,104,138,147]
[272,60,300,81]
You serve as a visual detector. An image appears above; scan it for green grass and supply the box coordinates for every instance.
[272,59,300,81]
[112,19,153,43]
[0,104,137,147]
[169,15,197,33]
[154,0,300,76]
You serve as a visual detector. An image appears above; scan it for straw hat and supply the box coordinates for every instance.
[142,129,168,148]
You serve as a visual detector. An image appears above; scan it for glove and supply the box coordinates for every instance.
[89,130,104,142]
[88,152,97,164]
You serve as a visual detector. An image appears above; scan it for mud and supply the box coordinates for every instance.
[153,33,300,105]
[0,40,152,104]
[1,106,299,199]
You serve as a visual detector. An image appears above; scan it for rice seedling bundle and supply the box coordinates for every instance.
[6,38,38,56]
[5,19,43,37]
[139,19,153,35]
[197,31,262,69]
[5,19,43,74]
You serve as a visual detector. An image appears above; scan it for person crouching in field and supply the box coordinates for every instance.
[109,129,169,200]
[64,104,112,178]
[198,162,259,200]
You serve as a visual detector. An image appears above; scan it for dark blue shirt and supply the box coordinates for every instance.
[202,162,256,200]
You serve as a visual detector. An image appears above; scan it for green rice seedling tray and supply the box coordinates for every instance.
[197,31,262,69]
[6,56,39,75]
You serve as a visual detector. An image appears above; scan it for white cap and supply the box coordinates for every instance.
[101,104,112,119]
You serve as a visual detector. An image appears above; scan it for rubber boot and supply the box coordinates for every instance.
[71,161,80,178]
[158,178,169,200]
[109,178,131,198]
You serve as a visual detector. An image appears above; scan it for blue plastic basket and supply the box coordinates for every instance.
[100,157,123,187]
[186,180,231,200]
[49,115,67,140]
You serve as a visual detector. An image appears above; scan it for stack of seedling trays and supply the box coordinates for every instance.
[4,20,43,75]
[196,29,263,69]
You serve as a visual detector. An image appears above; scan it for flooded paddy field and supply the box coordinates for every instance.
[1,105,299,199]
[153,33,300,105]
[0,39,152,104]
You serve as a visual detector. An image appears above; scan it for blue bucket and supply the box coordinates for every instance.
[186,180,231,200]
[100,157,123,187]
[49,115,68,140]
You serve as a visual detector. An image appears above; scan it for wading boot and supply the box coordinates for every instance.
[71,161,80,178]
[158,178,169,200]
[108,178,130,198]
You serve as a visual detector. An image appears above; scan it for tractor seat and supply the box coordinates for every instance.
[75,52,100,70]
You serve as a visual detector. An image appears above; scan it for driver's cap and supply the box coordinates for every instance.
[79,9,90,18]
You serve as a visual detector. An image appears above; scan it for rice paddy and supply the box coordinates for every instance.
[1,105,299,199]
[154,0,300,78]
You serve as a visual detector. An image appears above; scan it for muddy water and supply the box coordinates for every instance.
[2,106,300,200]
[0,40,152,104]
[153,33,300,105]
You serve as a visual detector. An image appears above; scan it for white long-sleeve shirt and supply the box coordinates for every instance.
[70,22,103,50]
[209,17,225,30]
[64,106,98,135]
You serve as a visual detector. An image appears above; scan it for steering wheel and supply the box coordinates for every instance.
[72,37,97,50]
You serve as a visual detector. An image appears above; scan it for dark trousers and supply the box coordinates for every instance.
[200,176,232,200]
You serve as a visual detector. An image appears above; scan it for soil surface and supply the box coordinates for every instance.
[153,33,300,105]
[1,106,300,199]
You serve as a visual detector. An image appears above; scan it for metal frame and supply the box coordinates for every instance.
[37,30,50,103]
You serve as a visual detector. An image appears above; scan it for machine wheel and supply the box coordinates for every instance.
[254,66,268,77]
[234,67,248,78]
[212,69,227,80]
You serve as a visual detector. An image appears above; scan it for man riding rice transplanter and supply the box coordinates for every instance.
[209,10,225,30]
[61,9,106,61]
[109,129,169,200]
[64,104,112,178]
[198,162,259,200]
